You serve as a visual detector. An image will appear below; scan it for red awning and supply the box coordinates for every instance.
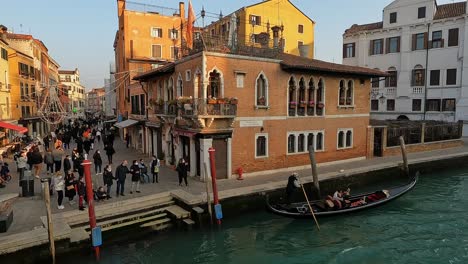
[0,122,28,134]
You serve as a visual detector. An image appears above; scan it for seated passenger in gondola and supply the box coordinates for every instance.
[365,190,390,202]
[285,172,300,205]
[332,190,344,209]
[350,197,367,207]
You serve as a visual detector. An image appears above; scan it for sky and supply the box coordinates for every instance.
[1,0,457,90]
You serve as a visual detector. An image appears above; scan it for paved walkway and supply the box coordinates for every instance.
[1,137,467,236]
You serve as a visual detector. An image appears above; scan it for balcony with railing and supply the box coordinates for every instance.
[151,97,238,118]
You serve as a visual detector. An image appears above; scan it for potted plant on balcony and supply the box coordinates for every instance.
[207,97,217,104]
[230,97,239,105]
[300,100,307,107]
[217,98,227,104]
[317,102,325,108]
[157,98,164,106]
[289,101,298,108]
[308,100,315,107]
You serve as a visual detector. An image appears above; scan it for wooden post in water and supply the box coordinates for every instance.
[42,179,55,264]
[308,146,320,199]
[399,136,410,177]
[203,162,213,225]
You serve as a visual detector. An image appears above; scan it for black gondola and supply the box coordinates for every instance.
[266,173,418,218]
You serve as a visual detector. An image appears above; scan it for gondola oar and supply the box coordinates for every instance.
[297,176,320,231]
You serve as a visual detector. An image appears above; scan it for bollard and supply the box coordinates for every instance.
[82,158,100,261]
[208,147,222,225]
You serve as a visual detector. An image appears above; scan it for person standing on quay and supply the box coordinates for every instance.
[52,174,65,210]
[150,155,160,183]
[52,146,64,176]
[176,158,189,186]
[63,155,72,175]
[104,144,115,164]
[30,146,43,179]
[65,172,77,204]
[44,149,54,175]
[17,151,28,180]
[103,165,113,199]
[115,160,129,197]
[125,133,131,148]
[130,160,141,194]
[93,150,103,174]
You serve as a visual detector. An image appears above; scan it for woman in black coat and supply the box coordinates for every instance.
[63,155,72,175]
[93,150,103,174]
[176,158,189,186]
[102,165,114,199]
[64,172,77,203]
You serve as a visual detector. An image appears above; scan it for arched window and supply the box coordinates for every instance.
[256,74,268,106]
[208,70,220,98]
[167,77,174,101]
[317,78,324,102]
[288,134,295,153]
[288,77,296,104]
[177,74,183,97]
[346,130,353,147]
[316,132,323,150]
[307,78,316,116]
[298,78,306,104]
[339,80,346,105]
[385,67,397,87]
[346,80,353,105]
[412,64,425,86]
[158,80,164,99]
[298,134,305,152]
[316,78,324,116]
[338,131,344,148]
[307,133,315,150]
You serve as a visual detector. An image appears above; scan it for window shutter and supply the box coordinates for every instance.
[380,39,384,54]
[397,37,401,52]
[423,32,428,49]
[352,43,356,57]
[343,44,346,58]
[386,38,390,53]
[369,40,374,55]
[257,16,261,25]
[412,34,416,51]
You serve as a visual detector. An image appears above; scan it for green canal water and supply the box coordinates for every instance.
[62,166,468,264]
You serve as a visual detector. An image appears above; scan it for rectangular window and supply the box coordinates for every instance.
[298,24,304,33]
[249,15,261,26]
[0,48,7,60]
[390,12,397,24]
[426,99,441,111]
[418,7,426,19]
[412,99,422,111]
[151,27,163,38]
[236,73,245,88]
[387,37,400,53]
[446,69,457,85]
[343,43,355,58]
[387,99,395,111]
[414,33,426,50]
[169,29,179,39]
[412,69,425,86]
[170,46,176,59]
[185,70,191,81]
[430,70,440,86]
[371,77,380,88]
[385,71,397,87]
[431,31,443,48]
[442,99,456,112]
[370,39,383,55]
[448,28,459,47]
[298,41,303,49]
[255,134,268,158]
[371,100,379,111]
[151,44,162,58]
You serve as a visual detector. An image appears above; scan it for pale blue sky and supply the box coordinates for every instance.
[1,0,456,89]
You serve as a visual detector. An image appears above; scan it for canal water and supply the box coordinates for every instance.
[62,165,468,264]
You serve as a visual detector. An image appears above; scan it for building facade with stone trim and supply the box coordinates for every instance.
[343,0,468,135]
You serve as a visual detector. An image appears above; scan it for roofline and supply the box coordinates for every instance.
[244,0,315,24]
[280,62,389,78]
[8,47,33,60]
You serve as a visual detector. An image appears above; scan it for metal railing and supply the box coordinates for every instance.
[152,98,237,117]
[386,121,462,147]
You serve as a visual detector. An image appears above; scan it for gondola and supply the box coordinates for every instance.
[266,173,418,218]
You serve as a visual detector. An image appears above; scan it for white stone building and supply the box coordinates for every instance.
[59,68,85,116]
[343,0,468,135]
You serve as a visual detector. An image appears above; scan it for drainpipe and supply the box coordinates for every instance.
[423,23,430,121]
[139,81,148,121]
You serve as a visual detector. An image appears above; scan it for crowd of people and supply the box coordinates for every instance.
[3,117,175,211]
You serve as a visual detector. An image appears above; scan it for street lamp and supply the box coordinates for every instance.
[201,6,205,27]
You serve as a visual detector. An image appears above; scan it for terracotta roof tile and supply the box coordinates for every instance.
[133,63,175,80]
[434,2,466,20]
[344,22,383,35]
[279,53,388,77]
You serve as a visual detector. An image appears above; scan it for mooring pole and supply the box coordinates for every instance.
[208,147,222,225]
[82,158,100,260]
[308,146,320,199]
[399,136,410,177]
[42,179,55,264]
[203,162,214,225]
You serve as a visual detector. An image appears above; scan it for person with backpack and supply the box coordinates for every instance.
[150,155,160,183]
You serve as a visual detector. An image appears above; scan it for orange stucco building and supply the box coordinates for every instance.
[114,0,186,119]
[133,51,385,180]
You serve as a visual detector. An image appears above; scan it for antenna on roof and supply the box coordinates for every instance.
[19,24,23,33]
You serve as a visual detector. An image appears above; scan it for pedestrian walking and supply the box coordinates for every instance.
[139,159,149,183]
[63,155,72,175]
[115,160,129,196]
[130,160,141,194]
[52,146,64,175]
[176,158,189,186]
[96,130,101,144]
[30,146,43,179]
[72,148,80,172]
[65,172,77,204]
[17,151,28,183]
[103,165,114,199]
[93,150,103,174]
[52,174,65,210]
[125,133,131,148]
[44,149,54,175]
[104,144,115,164]
[150,155,160,183]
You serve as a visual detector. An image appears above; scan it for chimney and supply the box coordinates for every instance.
[179,2,185,20]
[0,25,7,42]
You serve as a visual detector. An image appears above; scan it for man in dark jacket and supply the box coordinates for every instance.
[63,155,72,175]
[30,147,43,179]
[115,160,129,197]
